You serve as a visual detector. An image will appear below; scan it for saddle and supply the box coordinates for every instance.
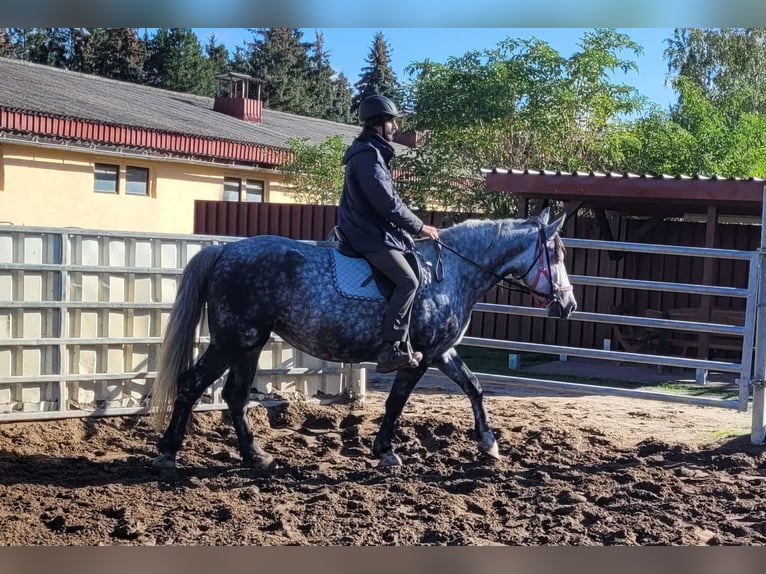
[327,226,423,302]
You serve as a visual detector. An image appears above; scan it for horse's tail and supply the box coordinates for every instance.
[149,245,224,431]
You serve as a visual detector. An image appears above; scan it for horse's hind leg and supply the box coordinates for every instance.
[222,348,275,472]
[372,362,429,466]
[154,345,230,470]
[433,348,500,460]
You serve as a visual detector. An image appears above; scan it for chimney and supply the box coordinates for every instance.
[213,72,263,123]
[393,130,427,148]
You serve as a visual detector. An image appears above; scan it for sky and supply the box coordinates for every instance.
[194,27,678,111]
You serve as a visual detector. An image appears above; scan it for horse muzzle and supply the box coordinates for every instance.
[547,298,576,319]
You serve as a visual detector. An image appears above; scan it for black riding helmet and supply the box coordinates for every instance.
[358,94,404,125]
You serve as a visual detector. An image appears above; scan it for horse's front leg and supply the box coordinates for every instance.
[433,347,500,460]
[372,362,429,467]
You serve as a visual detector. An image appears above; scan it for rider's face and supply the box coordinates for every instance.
[382,117,397,142]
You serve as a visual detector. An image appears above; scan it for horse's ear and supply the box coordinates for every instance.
[538,207,550,225]
[544,214,566,239]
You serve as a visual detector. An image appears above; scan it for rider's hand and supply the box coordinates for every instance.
[420,224,440,240]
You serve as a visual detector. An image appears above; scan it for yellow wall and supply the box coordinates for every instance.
[0,143,297,234]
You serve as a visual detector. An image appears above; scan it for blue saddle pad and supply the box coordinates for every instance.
[329,250,386,301]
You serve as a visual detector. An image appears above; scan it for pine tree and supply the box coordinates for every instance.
[78,28,146,82]
[307,31,338,119]
[353,31,401,115]
[144,28,214,96]
[331,72,355,124]
[0,29,14,57]
[230,44,249,75]
[247,28,312,115]
[11,28,72,67]
[205,32,230,78]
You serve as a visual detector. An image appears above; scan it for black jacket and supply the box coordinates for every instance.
[337,128,423,253]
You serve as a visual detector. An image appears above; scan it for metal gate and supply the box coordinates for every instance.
[0,226,364,422]
[419,202,766,445]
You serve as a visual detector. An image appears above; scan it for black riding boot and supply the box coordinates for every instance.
[375,341,421,373]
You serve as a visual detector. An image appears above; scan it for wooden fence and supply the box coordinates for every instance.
[194,201,757,358]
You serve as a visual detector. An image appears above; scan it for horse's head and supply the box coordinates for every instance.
[518,208,577,319]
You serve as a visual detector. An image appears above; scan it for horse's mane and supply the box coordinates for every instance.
[437,217,566,262]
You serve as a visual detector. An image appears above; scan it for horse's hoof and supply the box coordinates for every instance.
[479,432,502,461]
[245,452,276,473]
[151,453,177,471]
[378,451,403,467]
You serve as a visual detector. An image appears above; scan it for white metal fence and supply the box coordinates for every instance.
[2,217,765,444]
[424,202,766,444]
[0,226,363,422]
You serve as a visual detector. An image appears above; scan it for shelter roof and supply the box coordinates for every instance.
[483,168,766,217]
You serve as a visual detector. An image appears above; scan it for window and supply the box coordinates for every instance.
[94,163,119,193]
[223,177,264,202]
[223,177,241,202]
[126,166,150,196]
[244,179,264,203]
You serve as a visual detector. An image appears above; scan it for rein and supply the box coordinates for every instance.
[433,226,556,302]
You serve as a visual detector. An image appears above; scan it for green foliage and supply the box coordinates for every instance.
[0,29,13,57]
[400,29,644,214]
[665,28,766,116]
[5,28,80,68]
[330,72,355,124]
[619,78,766,177]
[282,136,346,204]
[306,31,354,123]
[353,31,402,115]
[79,28,146,82]
[247,28,312,114]
[144,28,214,96]
[205,33,230,79]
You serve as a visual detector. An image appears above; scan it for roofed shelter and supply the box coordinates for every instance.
[484,168,766,361]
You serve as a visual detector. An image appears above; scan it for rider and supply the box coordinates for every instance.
[337,94,440,373]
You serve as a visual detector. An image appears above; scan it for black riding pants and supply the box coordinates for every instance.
[365,249,419,343]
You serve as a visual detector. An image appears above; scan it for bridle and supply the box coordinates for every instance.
[433,224,572,306]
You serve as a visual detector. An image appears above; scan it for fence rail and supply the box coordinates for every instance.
[4,216,765,443]
[0,226,363,422]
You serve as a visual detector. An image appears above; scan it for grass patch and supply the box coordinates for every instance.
[701,428,747,441]
[456,345,550,373]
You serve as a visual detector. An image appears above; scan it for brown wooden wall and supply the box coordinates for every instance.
[194,201,759,357]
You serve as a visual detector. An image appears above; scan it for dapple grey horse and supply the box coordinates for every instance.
[150,208,577,470]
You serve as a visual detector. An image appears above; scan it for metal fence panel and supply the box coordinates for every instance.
[0,226,363,422]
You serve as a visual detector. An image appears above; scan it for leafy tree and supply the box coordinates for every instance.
[665,28,766,115]
[353,31,402,114]
[398,29,644,213]
[282,136,346,204]
[247,28,312,114]
[144,28,214,95]
[619,79,766,177]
